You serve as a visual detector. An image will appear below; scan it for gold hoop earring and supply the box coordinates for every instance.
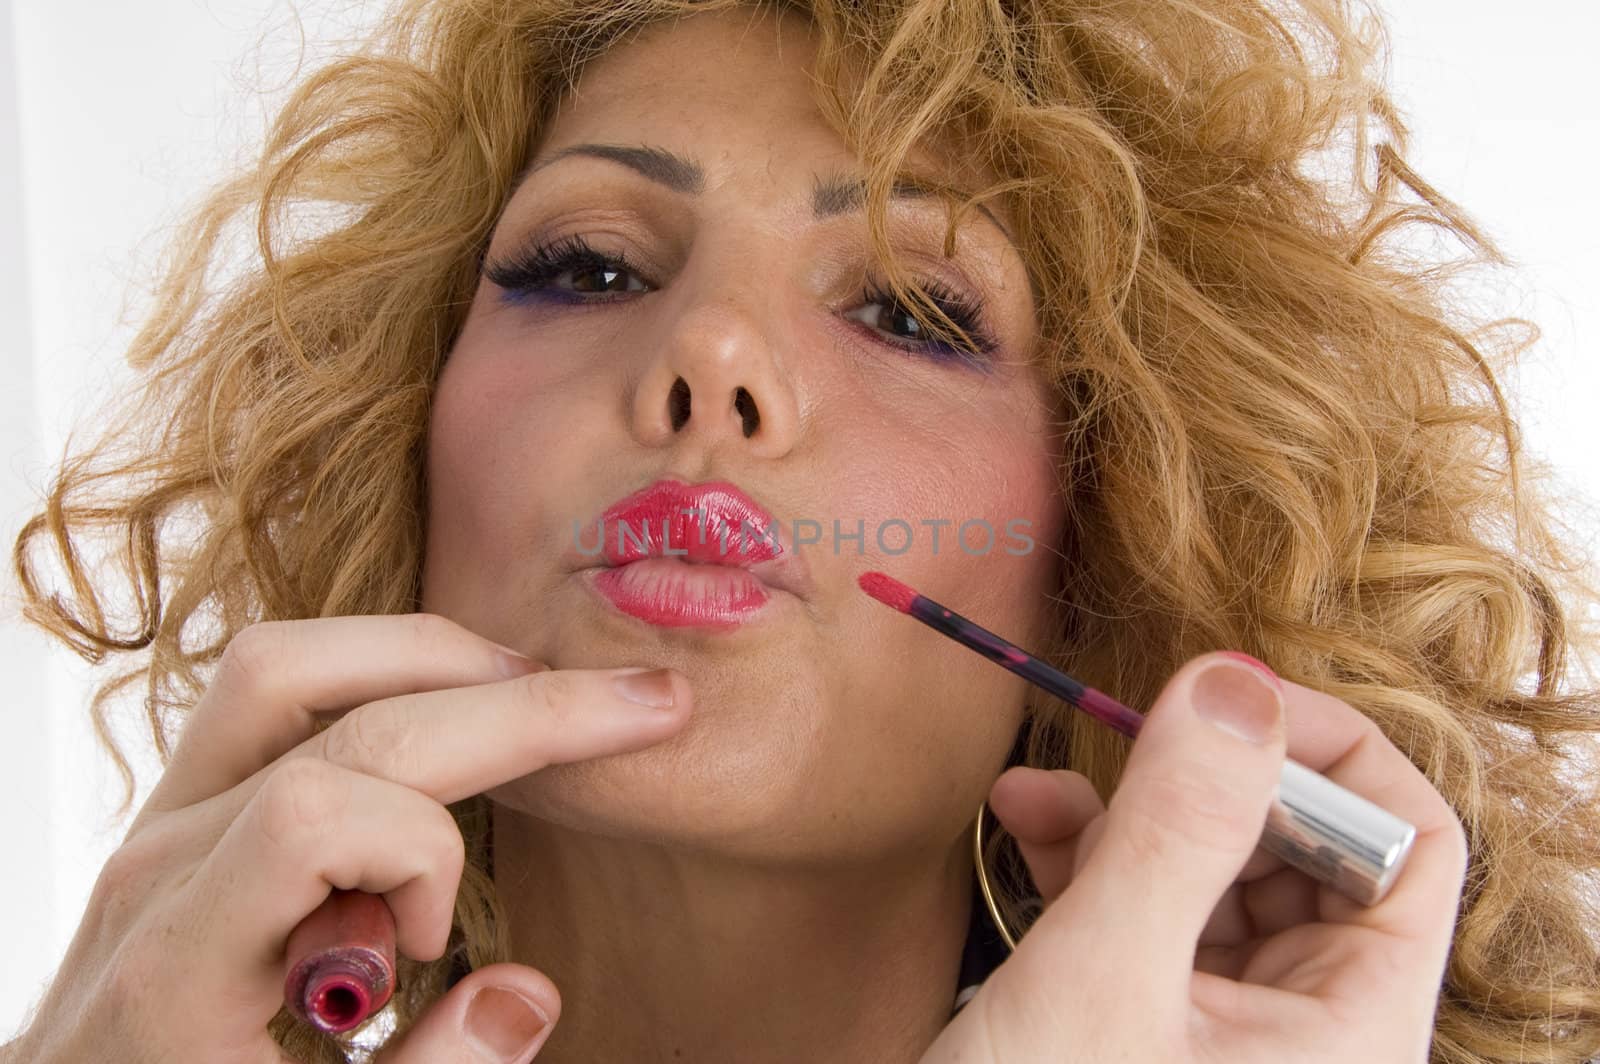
[973,800,1018,952]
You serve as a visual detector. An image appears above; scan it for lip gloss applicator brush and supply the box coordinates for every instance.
[858,570,1417,907]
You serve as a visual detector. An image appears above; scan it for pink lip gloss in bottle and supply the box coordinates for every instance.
[282,889,397,1034]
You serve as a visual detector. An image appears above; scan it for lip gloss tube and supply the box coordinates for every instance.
[282,889,397,1034]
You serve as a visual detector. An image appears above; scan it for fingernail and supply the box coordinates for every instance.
[611,667,677,709]
[465,986,549,1061]
[1216,651,1284,696]
[1192,655,1284,745]
[494,648,541,680]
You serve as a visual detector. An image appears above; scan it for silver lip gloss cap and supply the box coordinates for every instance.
[1260,758,1418,906]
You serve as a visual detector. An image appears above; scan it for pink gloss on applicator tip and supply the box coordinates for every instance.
[856,570,917,613]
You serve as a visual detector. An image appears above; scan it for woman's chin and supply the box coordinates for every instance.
[484,737,832,857]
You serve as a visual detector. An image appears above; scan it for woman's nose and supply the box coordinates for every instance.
[630,303,800,459]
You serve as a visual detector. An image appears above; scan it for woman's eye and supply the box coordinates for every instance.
[554,252,650,295]
[482,234,997,365]
[842,282,997,363]
[553,261,648,295]
[483,234,649,302]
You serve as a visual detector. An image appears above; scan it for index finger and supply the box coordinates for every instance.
[135,613,539,827]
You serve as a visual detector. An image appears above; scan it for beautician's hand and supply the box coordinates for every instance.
[923,651,1468,1064]
[5,614,688,1064]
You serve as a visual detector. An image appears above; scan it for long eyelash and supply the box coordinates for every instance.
[482,233,645,296]
[482,233,997,361]
[858,276,998,359]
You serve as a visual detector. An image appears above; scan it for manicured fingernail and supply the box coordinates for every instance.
[611,668,677,709]
[465,986,549,1061]
[1216,651,1284,696]
[1192,655,1284,744]
[494,648,542,679]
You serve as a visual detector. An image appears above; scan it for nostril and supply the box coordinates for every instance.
[734,387,759,438]
[668,377,691,431]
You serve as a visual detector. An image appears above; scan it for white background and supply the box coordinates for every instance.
[3,0,1597,1044]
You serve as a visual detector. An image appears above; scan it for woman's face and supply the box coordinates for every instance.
[422,6,1066,865]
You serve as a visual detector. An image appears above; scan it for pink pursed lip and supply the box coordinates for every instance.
[573,477,815,625]
[590,557,772,628]
[599,479,781,567]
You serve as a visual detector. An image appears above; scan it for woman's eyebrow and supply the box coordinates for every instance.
[513,142,1017,247]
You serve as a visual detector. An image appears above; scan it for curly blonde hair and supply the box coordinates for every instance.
[11,0,1600,1060]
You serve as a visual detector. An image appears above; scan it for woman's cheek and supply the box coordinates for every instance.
[827,418,1057,584]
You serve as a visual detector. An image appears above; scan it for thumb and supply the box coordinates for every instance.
[372,963,559,1063]
[1040,652,1287,988]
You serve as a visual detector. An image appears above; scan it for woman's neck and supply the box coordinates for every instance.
[491,807,972,1063]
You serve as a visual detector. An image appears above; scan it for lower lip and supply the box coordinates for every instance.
[589,557,774,628]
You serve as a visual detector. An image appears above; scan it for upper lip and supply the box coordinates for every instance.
[574,478,814,599]
[600,479,780,566]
